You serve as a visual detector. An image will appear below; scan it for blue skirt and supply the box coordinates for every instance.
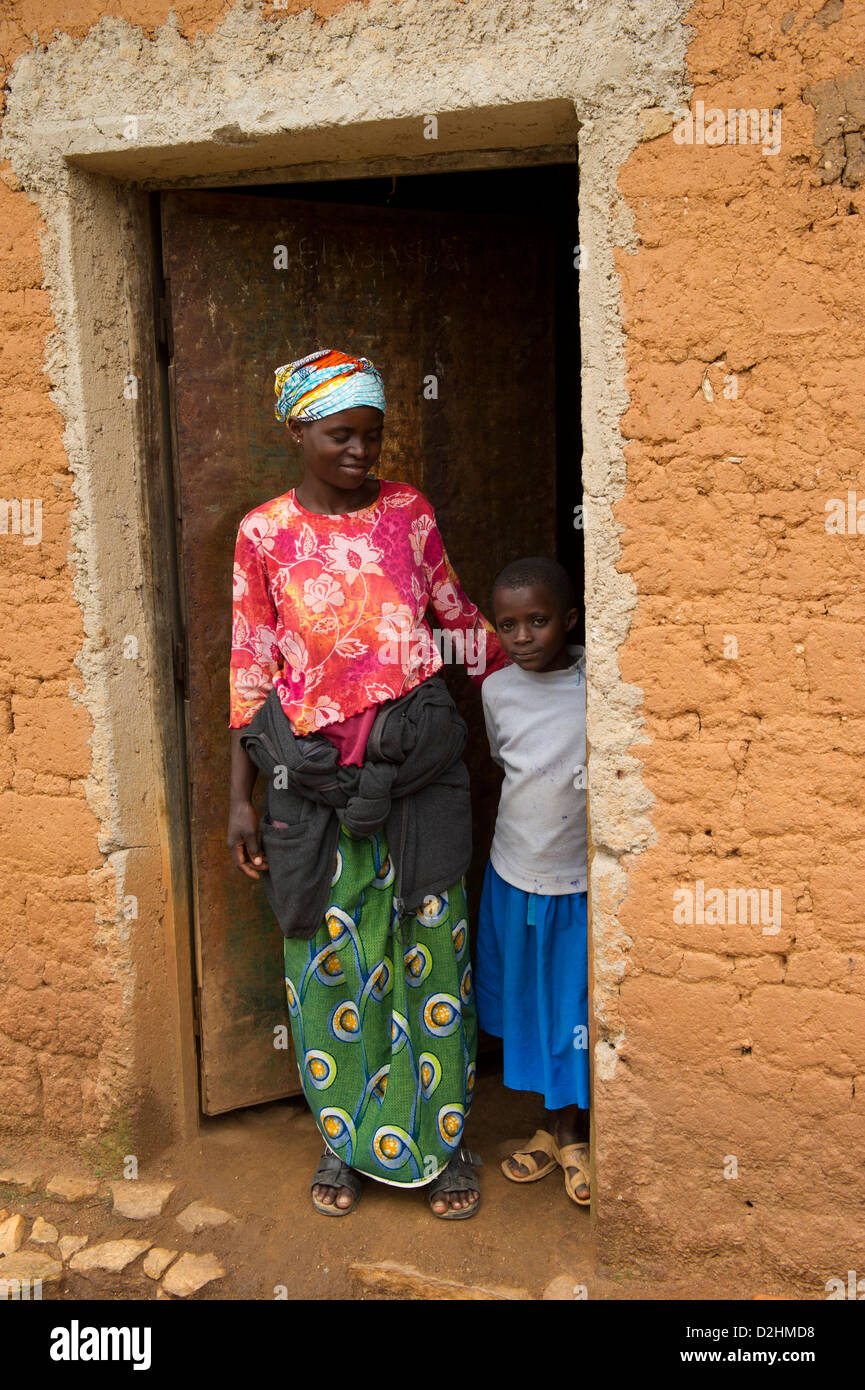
[475,861,590,1111]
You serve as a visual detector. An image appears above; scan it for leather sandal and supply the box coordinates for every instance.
[427,1146,482,1220]
[552,1137,591,1206]
[501,1128,558,1183]
[310,1146,363,1216]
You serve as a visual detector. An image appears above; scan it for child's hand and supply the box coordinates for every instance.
[227,800,268,879]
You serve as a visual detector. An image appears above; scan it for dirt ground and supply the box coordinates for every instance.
[0,1056,808,1301]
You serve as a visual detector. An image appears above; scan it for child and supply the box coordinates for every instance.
[475,556,590,1205]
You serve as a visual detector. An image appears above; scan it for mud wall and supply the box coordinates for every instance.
[0,0,863,1288]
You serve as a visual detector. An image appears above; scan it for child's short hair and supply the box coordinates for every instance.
[492,556,577,615]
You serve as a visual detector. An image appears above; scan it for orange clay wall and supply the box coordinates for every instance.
[609,1,865,1277]
[0,0,236,1140]
[1,0,864,1285]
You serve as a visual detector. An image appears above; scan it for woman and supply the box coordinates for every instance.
[227,348,508,1217]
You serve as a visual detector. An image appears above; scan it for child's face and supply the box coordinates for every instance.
[492,583,578,673]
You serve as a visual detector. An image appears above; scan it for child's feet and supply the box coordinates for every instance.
[552,1130,590,1204]
[503,1129,558,1181]
[505,1114,590,1202]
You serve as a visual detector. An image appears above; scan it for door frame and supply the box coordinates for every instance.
[12,94,654,1181]
[121,139,584,1141]
[156,177,570,1115]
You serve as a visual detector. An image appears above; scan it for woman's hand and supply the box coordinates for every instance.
[228,728,267,877]
[227,799,269,879]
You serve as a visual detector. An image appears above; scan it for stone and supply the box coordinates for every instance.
[349,1261,531,1301]
[45,1173,99,1202]
[69,1239,151,1274]
[0,1214,26,1255]
[0,1250,63,1286]
[58,1235,88,1262]
[638,107,675,142]
[542,1274,588,1300]
[30,1216,59,1245]
[109,1180,176,1220]
[143,1247,178,1279]
[175,1201,234,1234]
[814,0,844,26]
[0,1167,41,1193]
[161,1252,225,1297]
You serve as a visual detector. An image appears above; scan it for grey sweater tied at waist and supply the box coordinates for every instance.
[238,675,472,939]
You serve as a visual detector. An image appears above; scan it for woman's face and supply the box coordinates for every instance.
[289,406,384,490]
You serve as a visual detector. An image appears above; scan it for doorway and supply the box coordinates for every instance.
[158,162,582,1116]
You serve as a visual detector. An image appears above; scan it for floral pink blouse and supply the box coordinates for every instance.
[229,479,507,735]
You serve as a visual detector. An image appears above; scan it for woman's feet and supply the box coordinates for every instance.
[428,1147,482,1219]
[310,1147,479,1216]
[310,1148,363,1215]
[311,1180,357,1212]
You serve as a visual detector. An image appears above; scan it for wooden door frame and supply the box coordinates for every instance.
[119,188,202,1142]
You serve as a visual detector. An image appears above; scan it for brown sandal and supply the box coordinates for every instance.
[552,1137,591,1205]
[501,1129,558,1183]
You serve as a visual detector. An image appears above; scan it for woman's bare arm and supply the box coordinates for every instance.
[227,729,268,878]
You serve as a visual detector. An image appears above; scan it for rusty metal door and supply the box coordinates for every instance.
[162,188,557,1114]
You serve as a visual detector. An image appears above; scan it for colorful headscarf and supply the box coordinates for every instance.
[274,348,386,423]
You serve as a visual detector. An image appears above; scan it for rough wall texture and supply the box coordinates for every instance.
[0,62,121,1141]
[0,0,862,1291]
[608,0,865,1283]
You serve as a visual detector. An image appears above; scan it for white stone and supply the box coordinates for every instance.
[69,1239,151,1274]
[0,1214,26,1255]
[175,1201,234,1234]
[45,1173,99,1202]
[161,1252,225,1298]
[109,1180,176,1220]
[143,1247,178,1279]
[0,1249,63,1285]
[58,1235,88,1262]
[30,1216,59,1245]
[0,1167,41,1193]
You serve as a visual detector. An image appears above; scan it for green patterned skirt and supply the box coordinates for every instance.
[283,826,477,1187]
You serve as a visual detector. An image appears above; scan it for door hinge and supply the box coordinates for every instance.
[157,279,174,357]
